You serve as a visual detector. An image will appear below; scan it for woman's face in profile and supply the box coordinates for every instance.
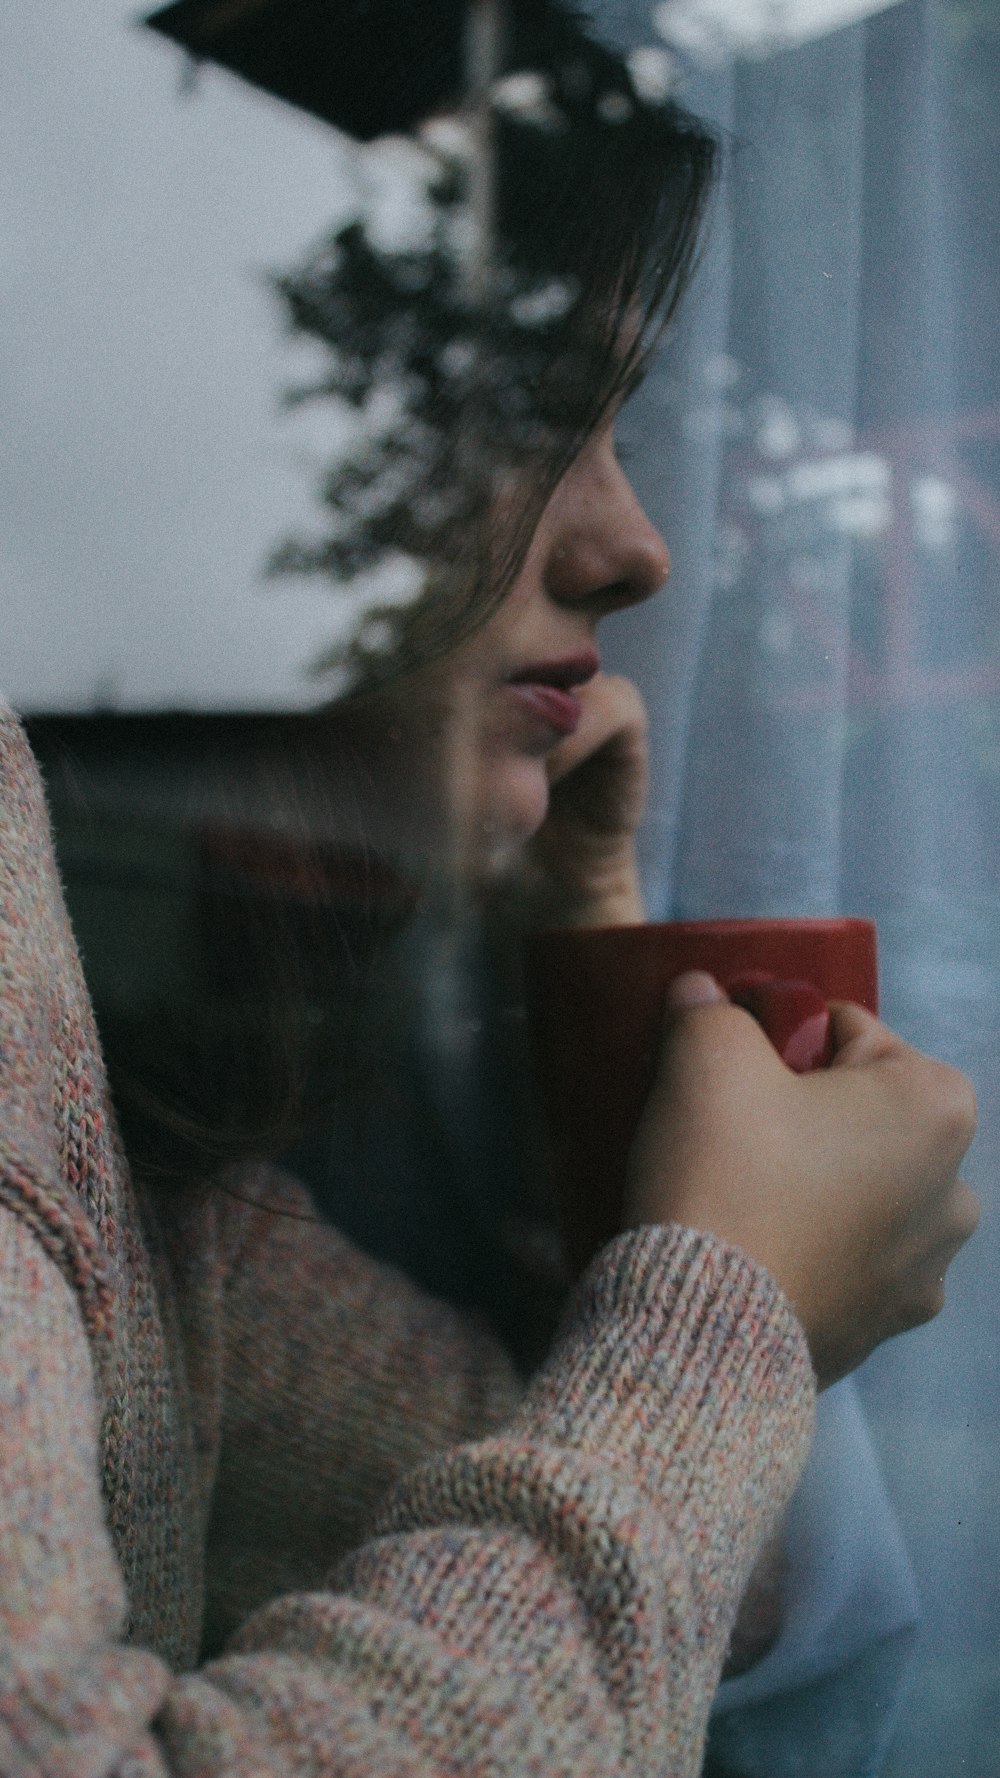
[376,409,670,874]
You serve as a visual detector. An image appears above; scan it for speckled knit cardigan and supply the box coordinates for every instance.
[0,706,815,1777]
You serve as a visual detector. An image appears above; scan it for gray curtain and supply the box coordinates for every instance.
[599,2,1000,1772]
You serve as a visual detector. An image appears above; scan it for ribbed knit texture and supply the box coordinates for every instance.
[0,709,816,1776]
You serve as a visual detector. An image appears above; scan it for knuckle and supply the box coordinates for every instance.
[692,1003,778,1071]
[902,1283,945,1332]
[656,1001,777,1102]
[603,674,647,727]
[939,1066,978,1148]
[719,1002,770,1044]
[953,1181,981,1243]
[914,1058,978,1150]
[668,1000,752,1051]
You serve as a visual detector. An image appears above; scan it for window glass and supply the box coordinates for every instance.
[4,5,997,1773]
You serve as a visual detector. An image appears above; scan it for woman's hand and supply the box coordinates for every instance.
[625,977,979,1387]
[519,672,649,928]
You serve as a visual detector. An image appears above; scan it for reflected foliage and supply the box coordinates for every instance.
[265,16,716,693]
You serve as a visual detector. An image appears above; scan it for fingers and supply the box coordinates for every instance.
[829,1008,977,1207]
[920,1175,981,1266]
[630,971,981,1386]
[527,673,649,922]
[647,995,787,1130]
[664,970,728,1011]
[952,1178,982,1245]
[657,986,800,1088]
[664,990,895,1067]
[890,1177,980,1336]
[668,993,977,1168]
[828,999,974,1105]
[937,1069,979,1158]
[826,1000,901,1064]
[545,673,647,790]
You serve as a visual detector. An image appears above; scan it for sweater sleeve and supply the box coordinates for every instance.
[0,1190,813,1778]
[201,1169,525,1648]
[0,1208,171,1776]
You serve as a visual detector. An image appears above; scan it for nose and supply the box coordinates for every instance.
[542,448,671,618]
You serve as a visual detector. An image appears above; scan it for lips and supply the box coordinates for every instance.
[504,649,600,738]
[506,682,583,734]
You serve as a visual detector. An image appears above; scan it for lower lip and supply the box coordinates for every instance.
[505,682,583,736]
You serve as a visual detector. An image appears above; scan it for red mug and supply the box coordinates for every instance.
[523,917,878,1275]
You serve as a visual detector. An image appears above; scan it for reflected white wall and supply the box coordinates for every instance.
[2,3,360,711]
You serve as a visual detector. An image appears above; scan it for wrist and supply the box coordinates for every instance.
[487,844,646,932]
[550,888,645,929]
[539,853,647,930]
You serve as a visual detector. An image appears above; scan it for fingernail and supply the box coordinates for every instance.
[666,970,726,1010]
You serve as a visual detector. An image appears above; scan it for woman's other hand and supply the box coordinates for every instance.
[624,976,979,1388]
[519,671,649,928]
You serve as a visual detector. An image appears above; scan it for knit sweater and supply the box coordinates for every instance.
[0,706,815,1777]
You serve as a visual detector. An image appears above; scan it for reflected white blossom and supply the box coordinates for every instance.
[418,116,476,164]
[492,70,548,112]
[704,351,743,392]
[626,46,680,103]
[746,451,893,537]
[911,473,958,551]
[491,71,565,132]
[654,0,906,63]
[438,338,477,379]
[791,455,892,538]
[785,451,889,503]
[653,1,733,66]
[826,489,892,537]
[753,395,802,459]
[355,136,442,256]
[508,278,578,327]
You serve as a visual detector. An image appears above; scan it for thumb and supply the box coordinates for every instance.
[827,1000,901,1068]
[665,970,729,1012]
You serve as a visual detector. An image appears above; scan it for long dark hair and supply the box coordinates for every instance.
[268,22,718,690]
[106,20,718,1205]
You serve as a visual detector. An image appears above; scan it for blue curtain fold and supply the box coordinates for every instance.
[596,1,1000,1771]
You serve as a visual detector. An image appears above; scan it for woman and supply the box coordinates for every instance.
[0,35,978,1778]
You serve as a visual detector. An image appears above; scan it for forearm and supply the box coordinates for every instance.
[187,1227,815,1777]
[1,1208,813,1778]
[203,1168,525,1645]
